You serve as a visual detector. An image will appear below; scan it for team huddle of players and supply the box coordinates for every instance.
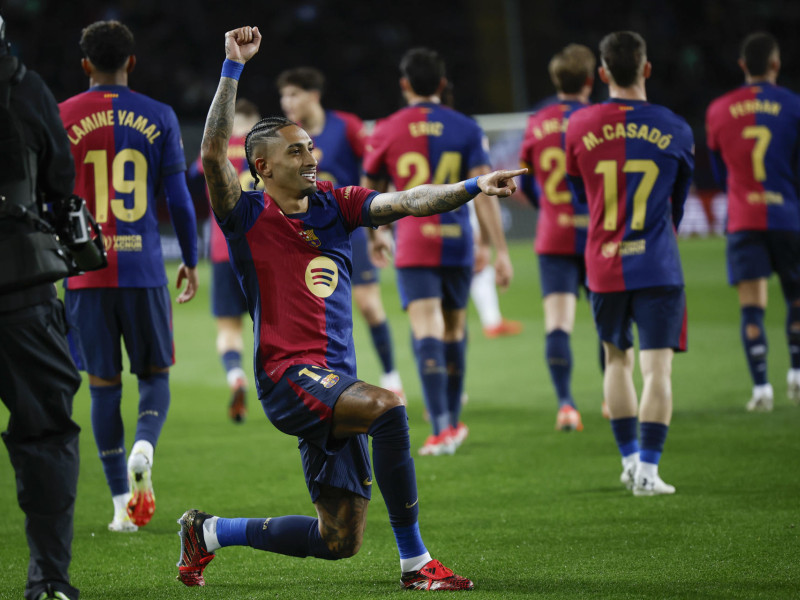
[54,18,800,593]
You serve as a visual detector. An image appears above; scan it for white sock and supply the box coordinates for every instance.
[789,369,800,382]
[401,551,432,574]
[112,493,129,519]
[380,370,402,390]
[203,516,220,552]
[227,367,247,388]
[753,383,773,398]
[470,266,502,328]
[129,440,154,471]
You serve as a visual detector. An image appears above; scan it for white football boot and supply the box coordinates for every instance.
[746,383,774,412]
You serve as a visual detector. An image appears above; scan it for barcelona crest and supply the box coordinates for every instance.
[298,229,321,247]
[321,373,340,389]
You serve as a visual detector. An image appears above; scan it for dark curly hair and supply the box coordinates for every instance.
[79,20,134,73]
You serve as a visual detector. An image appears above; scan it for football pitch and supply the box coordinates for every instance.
[1,236,798,599]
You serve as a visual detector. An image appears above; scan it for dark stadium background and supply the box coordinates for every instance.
[5,0,799,194]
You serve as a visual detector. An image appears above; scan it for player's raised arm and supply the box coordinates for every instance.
[368,168,526,226]
[201,26,261,220]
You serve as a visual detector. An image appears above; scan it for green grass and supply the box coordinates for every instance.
[1,237,799,599]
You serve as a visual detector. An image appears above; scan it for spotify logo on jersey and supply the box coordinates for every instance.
[305,257,339,298]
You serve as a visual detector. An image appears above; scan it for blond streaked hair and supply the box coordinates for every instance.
[548,44,596,94]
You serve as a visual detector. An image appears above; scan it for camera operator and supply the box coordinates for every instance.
[0,14,82,600]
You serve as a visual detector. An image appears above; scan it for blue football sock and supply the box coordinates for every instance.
[217,516,336,559]
[221,350,241,374]
[135,372,170,448]
[444,337,467,427]
[393,522,428,561]
[90,383,127,496]
[610,416,639,458]
[741,306,768,385]
[368,405,427,559]
[546,329,574,408]
[786,301,800,369]
[413,336,448,435]
[370,321,395,374]
[639,422,669,465]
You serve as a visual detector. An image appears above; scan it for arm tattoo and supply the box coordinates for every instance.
[369,183,473,226]
[201,77,242,219]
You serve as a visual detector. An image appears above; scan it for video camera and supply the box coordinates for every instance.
[0,193,107,293]
[44,194,107,273]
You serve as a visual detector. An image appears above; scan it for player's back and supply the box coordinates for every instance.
[520,101,588,256]
[565,100,694,293]
[59,85,186,288]
[706,83,800,232]
[363,103,489,268]
[313,110,365,187]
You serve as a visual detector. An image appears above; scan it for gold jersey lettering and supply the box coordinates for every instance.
[582,131,602,150]
[730,99,782,119]
[408,121,444,137]
[619,239,646,256]
[585,122,672,152]
[746,191,784,205]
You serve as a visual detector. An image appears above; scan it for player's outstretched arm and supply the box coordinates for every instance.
[368,168,526,227]
[201,26,261,220]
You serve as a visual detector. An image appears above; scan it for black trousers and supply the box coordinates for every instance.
[0,297,81,600]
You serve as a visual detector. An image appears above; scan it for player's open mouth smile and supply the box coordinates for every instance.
[301,170,316,182]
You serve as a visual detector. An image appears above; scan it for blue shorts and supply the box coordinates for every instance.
[538,253,587,298]
[727,230,800,298]
[351,227,379,287]
[396,266,472,310]
[591,286,687,352]
[65,287,174,378]
[212,260,248,317]
[260,364,372,503]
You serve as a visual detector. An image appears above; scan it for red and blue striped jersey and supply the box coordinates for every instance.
[193,134,257,263]
[363,102,490,268]
[218,180,377,394]
[565,99,694,293]
[313,110,366,186]
[519,100,589,256]
[705,83,800,233]
[59,85,188,288]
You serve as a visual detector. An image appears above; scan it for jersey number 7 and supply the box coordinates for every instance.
[742,125,771,182]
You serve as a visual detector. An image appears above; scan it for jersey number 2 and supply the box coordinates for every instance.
[538,147,572,205]
[84,148,148,223]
